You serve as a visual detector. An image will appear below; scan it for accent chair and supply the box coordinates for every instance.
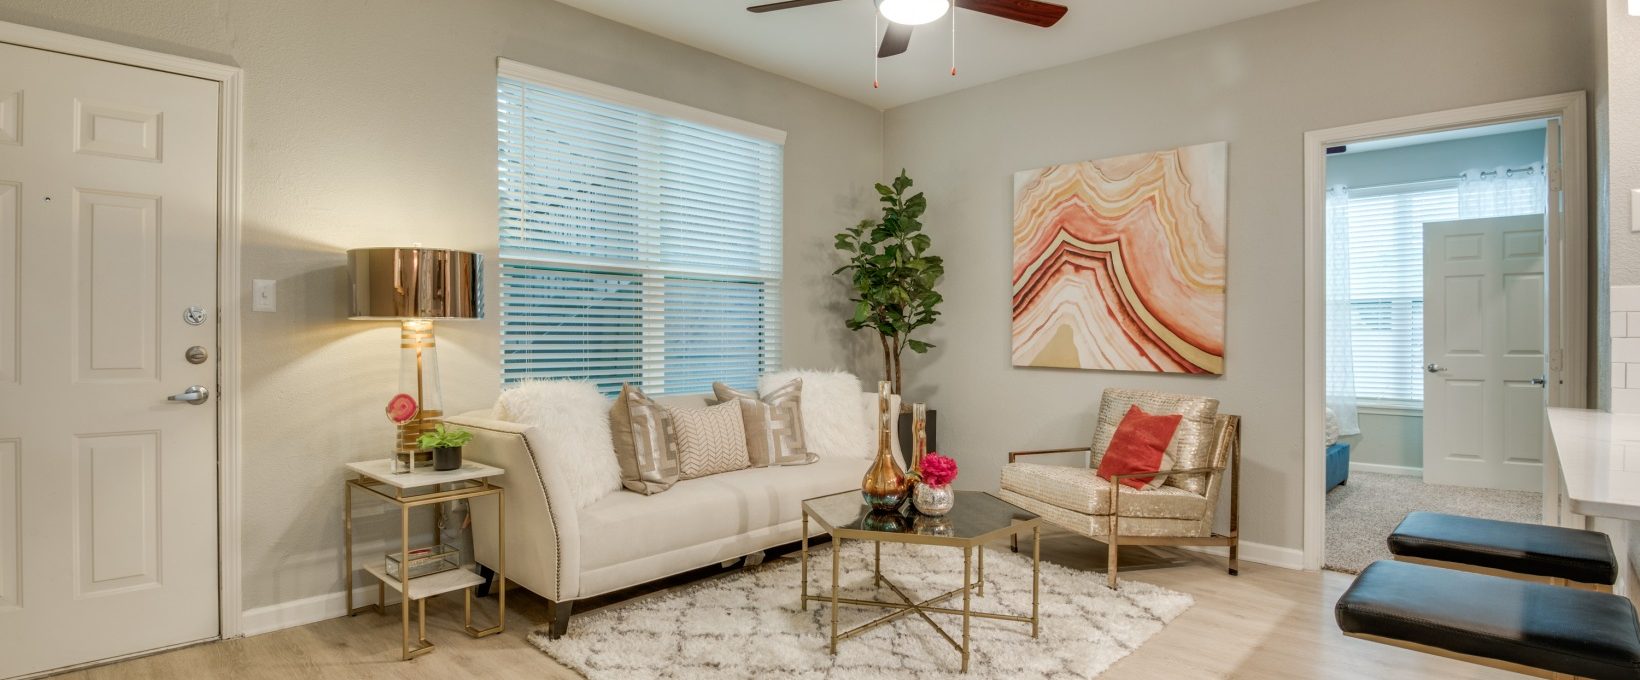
[998,388,1240,589]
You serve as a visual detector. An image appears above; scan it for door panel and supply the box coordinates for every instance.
[0,40,219,679]
[1423,214,1546,491]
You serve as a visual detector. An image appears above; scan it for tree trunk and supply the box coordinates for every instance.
[879,333,893,392]
[891,335,904,396]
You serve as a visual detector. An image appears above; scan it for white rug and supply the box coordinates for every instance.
[530,540,1193,679]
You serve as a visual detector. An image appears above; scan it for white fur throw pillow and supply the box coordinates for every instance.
[761,369,870,459]
[493,380,623,508]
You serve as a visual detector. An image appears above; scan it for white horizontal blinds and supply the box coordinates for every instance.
[1344,181,1457,407]
[498,72,783,394]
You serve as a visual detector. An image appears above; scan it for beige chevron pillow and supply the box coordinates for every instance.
[671,401,752,480]
[713,380,817,467]
[610,384,680,495]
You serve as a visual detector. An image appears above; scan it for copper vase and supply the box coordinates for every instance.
[861,381,909,511]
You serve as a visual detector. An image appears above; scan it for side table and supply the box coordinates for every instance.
[343,459,506,660]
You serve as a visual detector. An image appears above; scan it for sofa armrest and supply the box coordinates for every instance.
[446,413,581,602]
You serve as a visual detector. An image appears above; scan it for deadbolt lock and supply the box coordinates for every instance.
[185,346,209,364]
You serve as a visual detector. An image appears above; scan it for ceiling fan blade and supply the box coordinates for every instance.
[878,22,913,58]
[955,0,1068,27]
[746,0,846,12]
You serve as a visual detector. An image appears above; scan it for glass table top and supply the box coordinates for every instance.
[802,490,1041,545]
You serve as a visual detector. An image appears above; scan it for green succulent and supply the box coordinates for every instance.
[416,423,473,450]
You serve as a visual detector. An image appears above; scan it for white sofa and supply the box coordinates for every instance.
[445,390,898,638]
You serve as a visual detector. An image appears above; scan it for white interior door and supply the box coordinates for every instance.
[0,41,220,678]
[1422,214,1546,492]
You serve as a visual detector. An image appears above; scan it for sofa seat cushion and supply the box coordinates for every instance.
[1000,462,1206,519]
[579,456,869,572]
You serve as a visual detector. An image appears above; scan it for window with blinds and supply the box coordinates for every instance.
[496,62,784,395]
[1342,175,1543,408]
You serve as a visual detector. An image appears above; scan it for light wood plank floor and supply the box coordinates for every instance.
[60,528,1514,679]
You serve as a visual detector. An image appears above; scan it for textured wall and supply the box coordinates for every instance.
[881,0,1597,556]
[0,0,884,611]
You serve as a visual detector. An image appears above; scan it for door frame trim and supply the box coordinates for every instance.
[0,22,246,637]
[1302,91,1589,571]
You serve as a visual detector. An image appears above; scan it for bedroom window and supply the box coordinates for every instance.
[496,60,785,394]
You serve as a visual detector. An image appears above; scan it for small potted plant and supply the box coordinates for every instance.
[912,452,958,516]
[417,423,474,472]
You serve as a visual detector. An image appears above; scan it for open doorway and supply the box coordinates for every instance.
[1320,120,1552,573]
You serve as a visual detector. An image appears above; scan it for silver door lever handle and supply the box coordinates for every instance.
[1425,363,1446,373]
[167,385,209,405]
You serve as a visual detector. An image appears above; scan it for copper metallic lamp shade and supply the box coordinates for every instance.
[347,248,483,465]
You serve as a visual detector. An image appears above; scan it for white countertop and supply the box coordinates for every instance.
[1546,407,1640,521]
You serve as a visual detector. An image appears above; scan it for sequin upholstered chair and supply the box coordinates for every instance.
[998,388,1240,589]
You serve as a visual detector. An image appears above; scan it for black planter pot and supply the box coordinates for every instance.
[896,409,937,466]
[433,445,463,471]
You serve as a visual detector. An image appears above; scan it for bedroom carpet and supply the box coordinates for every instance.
[1325,471,1540,574]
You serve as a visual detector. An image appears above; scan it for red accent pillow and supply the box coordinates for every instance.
[1096,404,1183,490]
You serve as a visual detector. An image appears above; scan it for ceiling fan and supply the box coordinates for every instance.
[747,0,1069,58]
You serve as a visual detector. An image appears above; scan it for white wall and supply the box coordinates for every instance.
[0,0,884,616]
[881,0,1598,557]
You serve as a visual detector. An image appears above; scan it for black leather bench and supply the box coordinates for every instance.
[1388,511,1618,589]
[1337,560,1640,679]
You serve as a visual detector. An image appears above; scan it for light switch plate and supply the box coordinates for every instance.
[252,279,276,312]
[1632,189,1640,232]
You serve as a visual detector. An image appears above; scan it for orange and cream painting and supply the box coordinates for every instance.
[1011,142,1227,374]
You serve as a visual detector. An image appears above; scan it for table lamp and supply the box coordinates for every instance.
[348,247,482,467]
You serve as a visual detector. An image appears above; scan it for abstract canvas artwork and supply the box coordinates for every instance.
[1011,142,1227,374]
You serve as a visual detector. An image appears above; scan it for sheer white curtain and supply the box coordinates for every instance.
[1459,162,1548,218]
[1325,186,1361,438]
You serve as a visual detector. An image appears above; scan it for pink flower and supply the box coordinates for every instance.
[918,452,958,488]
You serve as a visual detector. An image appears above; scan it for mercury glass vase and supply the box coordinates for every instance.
[913,483,954,516]
[861,381,909,511]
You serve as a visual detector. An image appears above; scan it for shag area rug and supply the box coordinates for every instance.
[1325,471,1540,574]
[530,540,1193,679]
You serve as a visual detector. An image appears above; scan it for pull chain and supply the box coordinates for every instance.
[951,8,957,76]
[873,12,880,89]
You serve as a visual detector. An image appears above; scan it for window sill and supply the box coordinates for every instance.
[1357,404,1423,417]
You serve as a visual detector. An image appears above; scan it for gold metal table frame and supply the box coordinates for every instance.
[343,474,506,660]
[800,496,1044,674]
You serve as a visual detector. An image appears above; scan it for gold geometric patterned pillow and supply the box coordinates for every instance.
[671,401,752,480]
[610,383,680,495]
[713,380,817,467]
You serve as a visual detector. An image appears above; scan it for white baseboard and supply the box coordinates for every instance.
[240,583,401,637]
[1178,540,1305,571]
[1348,462,1422,477]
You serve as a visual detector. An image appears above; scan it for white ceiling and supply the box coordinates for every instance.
[556,0,1320,109]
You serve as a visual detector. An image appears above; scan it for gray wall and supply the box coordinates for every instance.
[1326,130,1548,471]
[0,0,884,611]
[881,0,1598,556]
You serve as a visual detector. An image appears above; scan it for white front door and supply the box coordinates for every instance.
[0,41,220,678]
[1422,214,1546,492]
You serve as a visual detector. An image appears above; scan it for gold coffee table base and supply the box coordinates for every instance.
[800,506,1042,674]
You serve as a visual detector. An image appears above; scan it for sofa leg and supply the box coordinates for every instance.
[545,599,574,640]
[1011,534,1019,553]
[475,564,497,598]
[1229,540,1240,577]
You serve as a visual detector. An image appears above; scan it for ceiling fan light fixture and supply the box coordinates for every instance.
[877,0,950,26]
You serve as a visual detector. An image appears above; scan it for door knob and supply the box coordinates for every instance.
[167,385,210,405]
[1531,375,1547,387]
[1425,363,1446,373]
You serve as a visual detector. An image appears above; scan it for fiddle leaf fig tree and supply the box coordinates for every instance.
[834,169,944,396]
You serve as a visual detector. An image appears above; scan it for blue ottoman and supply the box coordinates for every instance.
[1325,442,1350,491]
